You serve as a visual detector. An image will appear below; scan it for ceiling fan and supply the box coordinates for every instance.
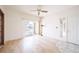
[31,8,48,16]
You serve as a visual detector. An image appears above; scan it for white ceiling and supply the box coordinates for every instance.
[3,5,77,16]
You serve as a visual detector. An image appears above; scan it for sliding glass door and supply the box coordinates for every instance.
[25,21,34,36]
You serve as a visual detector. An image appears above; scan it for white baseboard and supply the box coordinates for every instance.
[4,37,22,43]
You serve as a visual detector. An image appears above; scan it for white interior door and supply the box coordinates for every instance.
[67,15,77,44]
[77,15,79,45]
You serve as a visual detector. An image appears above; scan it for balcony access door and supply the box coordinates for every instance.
[0,9,4,45]
[25,21,35,36]
[23,20,35,36]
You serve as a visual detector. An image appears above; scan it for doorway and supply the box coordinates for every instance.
[60,17,68,41]
[25,21,35,36]
[0,9,4,45]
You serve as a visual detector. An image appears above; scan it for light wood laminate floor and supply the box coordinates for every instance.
[0,35,60,53]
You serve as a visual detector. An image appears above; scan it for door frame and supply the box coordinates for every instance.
[0,9,4,45]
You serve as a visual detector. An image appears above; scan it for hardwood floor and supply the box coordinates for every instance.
[0,35,60,53]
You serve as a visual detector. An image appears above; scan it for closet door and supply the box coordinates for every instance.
[67,15,77,44]
[75,15,79,45]
[0,9,4,45]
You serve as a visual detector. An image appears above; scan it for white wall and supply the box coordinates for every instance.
[42,14,60,39]
[35,21,39,34]
[0,6,38,41]
[42,6,79,45]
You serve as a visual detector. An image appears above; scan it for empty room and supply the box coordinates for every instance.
[0,5,79,53]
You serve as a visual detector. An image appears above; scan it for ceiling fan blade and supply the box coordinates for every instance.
[41,10,48,13]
